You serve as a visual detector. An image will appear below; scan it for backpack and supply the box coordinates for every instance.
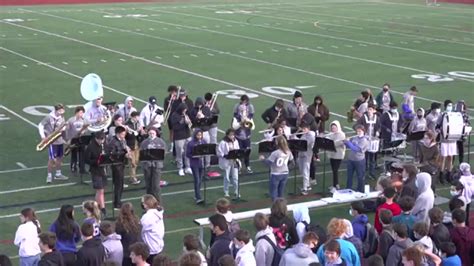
[258,235,283,266]
[363,223,379,258]
[301,221,327,250]
[272,224,288,249]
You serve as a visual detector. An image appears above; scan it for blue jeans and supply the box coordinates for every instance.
[20,254,40,266]
[269,173,288,201]
[191,165,203,200]
[346,159,366,192]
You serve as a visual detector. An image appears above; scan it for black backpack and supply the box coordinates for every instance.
[302,221,327,251]
[258,235,284,266]
[363,223,379,258]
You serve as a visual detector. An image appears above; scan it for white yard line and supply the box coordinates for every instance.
[161,7,474,62]
[0,105,38,128]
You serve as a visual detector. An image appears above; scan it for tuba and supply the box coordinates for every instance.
[81,73,111,132]
[36,122,67,151]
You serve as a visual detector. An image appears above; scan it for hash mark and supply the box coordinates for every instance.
[155,56,162,59]
[190,54,198,57]
[256,50,263,53]
[22,64,28,67]
[82,60,88,64]
[120,58,126,61]
[1,65,7,69]
[271,49,279,52]
[331,45,338,49]
[239,51,247,54]
[100,59,107,62]
[62,61,68,65]
[173,55,180,58]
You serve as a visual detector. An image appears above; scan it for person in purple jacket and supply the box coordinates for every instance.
[186,129,206,205]
[350,201,368,241]
[344,125,369,192]
[49,205,81,266]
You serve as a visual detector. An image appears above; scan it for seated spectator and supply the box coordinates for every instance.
[179,252,202,266]
[349,201,368,241]
[49,204,81,266]
[449,209,474,266]
[342,219,363,259]
[439,242,461,266]
[412,172,435,223]
[75,222,105,266]
[115,202,141,266]
[280,232,319,265]
[392,196,416,239]
[374,187,401,234]
[207,214,232,266]
[99,221,123,265]
[377,209,395,262]
[386,223,413,266]
[38,232,64,266]
[293,205,311,243]
[269,198,298,249]
[182,234,207,266]
[428,207,451,252]
[413,222,435,253]
[253,213,276,266]
[129,242,149,266]
[140,194,164,263]
[323,239,346,266]
[317,218,360,266]
[233,230,256,266]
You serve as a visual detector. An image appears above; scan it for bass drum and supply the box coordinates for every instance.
[441,112,465,141]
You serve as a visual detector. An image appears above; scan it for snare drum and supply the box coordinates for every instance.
[441,112,466,141]
[368,138,380,153]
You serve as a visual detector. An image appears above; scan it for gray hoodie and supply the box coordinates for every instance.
[412,172,435,223]
[255,227,276,266]
[326,120,346,160]
[386,238,413,266]
[279,243,319,266]
[102,233,123,265]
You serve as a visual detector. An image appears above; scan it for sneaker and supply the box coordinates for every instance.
[310,179,317,186]
[185,168,193,175]
[195,199,204,205]
[246,166,253,174]
[178,169,185,176]
[130,179,141,185]
[46,176,52,184]
[168,143,174,153]
[54,175,69,180]
[234,193,241,198]
[123,184,129,188]
[224,192,230,197]
[301,190,309,196]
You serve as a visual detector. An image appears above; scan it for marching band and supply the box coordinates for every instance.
[36,74,472,212]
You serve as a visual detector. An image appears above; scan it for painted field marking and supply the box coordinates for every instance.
[15,162,27,169]
[81,60,88,64]
[21,8,474,107]
[190,54,198,57]
[256,50,263,53]
[207,53,214,56]
[0,105,38,128]
[173,55,180,58]
[100,59,107,62]
[61,61,68,65]
[21,64,28,67]
[1,65,6,68]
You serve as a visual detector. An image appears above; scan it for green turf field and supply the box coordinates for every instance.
[1,0,473,262]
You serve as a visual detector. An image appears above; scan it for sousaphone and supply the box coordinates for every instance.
[81,73,111,132]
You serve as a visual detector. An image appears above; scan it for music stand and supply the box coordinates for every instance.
[192,144,217,204]
[287,139,308,195]
[139,149,165,161]
[258,141,277,154]
[193,115,218,128]
[226,149,250,201]
[72,135,92,184]
[315,137,336,197]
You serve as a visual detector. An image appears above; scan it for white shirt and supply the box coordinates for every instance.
[141,209,165,255]
[14,221,41,257]
[140,104,164,128]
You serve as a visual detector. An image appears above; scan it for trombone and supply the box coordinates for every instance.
[209,92,218,110]
[163,86,181,125]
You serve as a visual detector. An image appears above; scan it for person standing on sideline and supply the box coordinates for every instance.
[39,103,68,183]
[140,194,165,264]
[344,125,369,192]
[264,136,294,201]
[115,203,141,266]
[48,205,81,266]
[139,127,166,202]
[84,132,107,217]
[38,232,64,266]
[14,208,41,266]
[75,223,105,266]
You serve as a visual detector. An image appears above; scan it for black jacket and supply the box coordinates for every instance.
[39,250,65,266]
[84,139,106,177]
[261,106,286,124]
[269,214,299,248]
[170,103,191,141]
[208,231,232,266]
[115,222,141,258]
[75,238,105,266]
[189,97,212,131]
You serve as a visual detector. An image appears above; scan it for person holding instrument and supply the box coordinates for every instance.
[84,131,107,217]
[171,103,192,176]
[65,106,87,176]
[140,127,166,202]
[297,123,315,195]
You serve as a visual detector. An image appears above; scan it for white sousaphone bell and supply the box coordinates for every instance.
[81,73,111,132]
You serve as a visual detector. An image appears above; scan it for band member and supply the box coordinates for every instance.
[380,102,403,149]
[261,99,286,129]
[106,126,130,209]
[172,89,194,156]
[408,108,427,160]
[140,96,164,131]
[263,120,291,141]
[65,106,86,175]
[437,100,457,184]
[108,114,124,138]
[170,103,192,176]
[205,92,220,145]
[164,85,179,152]
[117,96,136,122]
[350,90,373,121]
[264,136,294,201]
[140,127,166,202]
[375,83,395,113]
[186,129,206,204]
[307,95,330,133]
[84,131,107,217]
[355,104,380,178]
[217,129,240,198]
[189,97,212,168]
[125,111,142,185]
[425,102,442,135]
[326,121,346,190]
[285,91,307,128]
[344,125,369,192]
[402,86,418,121]
[455,100,470,164]
[233,95,254,173]
[84,97,107,126]
[297,123,315,195]
[39,104,68,183]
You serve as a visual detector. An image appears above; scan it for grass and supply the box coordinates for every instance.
[0,0,473,261]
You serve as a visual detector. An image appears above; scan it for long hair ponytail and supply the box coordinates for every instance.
[21,208,41,234]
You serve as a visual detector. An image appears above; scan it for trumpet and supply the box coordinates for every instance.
[36,122,67,151]
[184,113,192,129]
[163,86,181,125]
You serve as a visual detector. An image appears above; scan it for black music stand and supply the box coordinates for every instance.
[139,149,165,161]
[226,149,250,201]
[315,137,336,197]
[192,144,217,204]
[193,115,218,128]
[288,139,308,195]
[407,130,426,162]
[258,141,277,154]
[72,135,92,184]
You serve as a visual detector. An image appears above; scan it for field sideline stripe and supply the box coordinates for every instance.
[0,105,38,128]
[15,10,471,111]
